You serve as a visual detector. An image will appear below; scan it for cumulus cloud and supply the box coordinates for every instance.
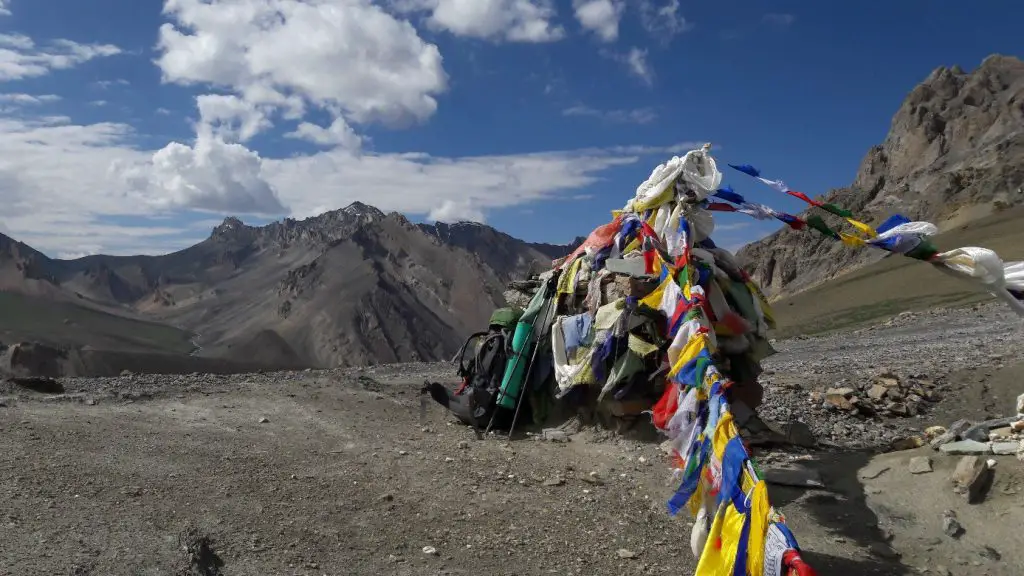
[0,0,708,257]
[428,199,486,223]
[563,104,656,124]
[118,125,287,216]
[0,1,10,17]
[395,0,565,43]
[0,32,121,81]
[285,117,363,150]
[157,0,448,131]
[0,109,703,255]
[196,94,272,142]
[572,0,624,42]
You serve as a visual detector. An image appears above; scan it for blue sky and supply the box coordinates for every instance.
[0,0,1021,258]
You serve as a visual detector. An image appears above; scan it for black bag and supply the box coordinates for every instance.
[423,328,512,428]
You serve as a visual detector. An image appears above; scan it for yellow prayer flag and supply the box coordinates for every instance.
[844,218,877,238]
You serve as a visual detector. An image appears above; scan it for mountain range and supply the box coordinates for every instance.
[0,204,572,374]
[2,54,1022,376]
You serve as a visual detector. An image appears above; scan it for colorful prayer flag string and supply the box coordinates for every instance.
[728,164,877,237]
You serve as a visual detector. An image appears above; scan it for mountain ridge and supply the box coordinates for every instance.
[0,203,575,372]
[737,54,1024,299]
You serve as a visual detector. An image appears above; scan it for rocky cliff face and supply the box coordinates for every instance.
[738,55,1024,298]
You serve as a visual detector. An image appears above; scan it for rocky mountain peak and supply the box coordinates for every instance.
[738,54,1024,299]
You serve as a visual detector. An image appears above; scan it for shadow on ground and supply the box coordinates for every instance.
[770,449,914,576]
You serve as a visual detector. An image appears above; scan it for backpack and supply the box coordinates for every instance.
[422,307,523,428]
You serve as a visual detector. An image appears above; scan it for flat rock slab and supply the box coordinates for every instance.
[939,440,991,455]
[991,441,1021,456]
[908,456,933,474]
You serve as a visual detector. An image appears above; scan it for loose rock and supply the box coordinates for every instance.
[951,456,993,504]
[908,456,933,474]
[942,510,965,539]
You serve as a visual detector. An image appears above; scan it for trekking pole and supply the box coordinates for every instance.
[484,275,558,436]
[506,295,556,439]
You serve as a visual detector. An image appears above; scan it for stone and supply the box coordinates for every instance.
[1011,419,1024,433]
[939,440,991,455]
[876,374,900,388]
[543,476,565,487]
[951,456,993,504]
[988,426,1014,440]
[258,417,270,424]
[866,384,888,401]
[886,403,909,417]
[616,548,638,559]
[541,428,569,442]
[908,456,933,474]
[422,546,438,556]
[930,419,972,449]
[891,436,924,451]
[824,391,855,411]
[1017,393,1024,415]
[924,426,948,439]
[991,441,1020,455]
[942,510,965,539]
[826,387,856,398]
[963,416,1022,443]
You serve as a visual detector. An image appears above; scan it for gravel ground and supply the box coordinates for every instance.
[0,304,1021,575]
[760,302,1024,449]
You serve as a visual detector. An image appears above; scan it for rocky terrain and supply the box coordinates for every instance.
[1,305,1022,575]
[0,204,574,374]
[739,54,1024,299]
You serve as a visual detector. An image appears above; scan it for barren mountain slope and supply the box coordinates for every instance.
[2,203,564,370]
[738,54,1024,299]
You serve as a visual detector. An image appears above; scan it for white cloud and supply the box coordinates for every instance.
[396,0,565,43]
[563,104,656,124]
[0,108,704,256]
[118,125,287,216]
[638,0,692,39]
[157,0,448,133]
[572,0,624,42]
[0,93,60,104]
[0,33,121,81]
[94,79,131,89]
[196,94,271,142]
[156,107,172,115]
[0,1,9,17]
[428,199,486,223]
[610,47,654,85]
[285,117,363,150]
[90,100,108,106]
[763,13,796,27]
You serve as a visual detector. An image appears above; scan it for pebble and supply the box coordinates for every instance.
[616,549,637,559]
[258,417,269,424]
[422,546,438,556]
